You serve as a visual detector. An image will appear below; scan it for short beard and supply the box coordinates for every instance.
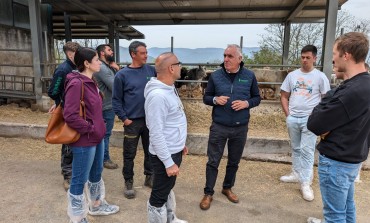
[105,55,115,63]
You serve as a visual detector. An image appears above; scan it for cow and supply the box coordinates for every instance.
[201,70,213,95]
[184,65,206,98]
[174,67,189,89]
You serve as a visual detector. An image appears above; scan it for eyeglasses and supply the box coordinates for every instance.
[171,62,182,67]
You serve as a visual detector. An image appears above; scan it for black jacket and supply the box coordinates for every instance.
[48,59,76,106]
[307,72,370,163]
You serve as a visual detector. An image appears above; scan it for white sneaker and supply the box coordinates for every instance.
[307,217,322,223]
[280,172,299,183]
[301,183,314,201]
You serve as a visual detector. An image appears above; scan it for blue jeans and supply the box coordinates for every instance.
[103,109,115,162]
[318,154,360,223]
[286,115,317,183]
[69,140,104,195]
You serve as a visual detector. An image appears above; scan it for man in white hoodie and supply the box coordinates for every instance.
[144,52,188,223]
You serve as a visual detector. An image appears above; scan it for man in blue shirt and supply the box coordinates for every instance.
[112,41,156,199]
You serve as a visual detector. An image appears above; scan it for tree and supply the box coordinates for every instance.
[259,10,370,65]
[243,46,281,65]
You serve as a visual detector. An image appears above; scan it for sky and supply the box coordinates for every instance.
[119,0,369,49]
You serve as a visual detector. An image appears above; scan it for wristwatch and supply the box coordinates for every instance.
[213,97,217,105]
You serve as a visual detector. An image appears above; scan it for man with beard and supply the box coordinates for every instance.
[94,44,119,169]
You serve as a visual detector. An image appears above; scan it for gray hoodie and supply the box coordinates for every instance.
[144,77,187,168]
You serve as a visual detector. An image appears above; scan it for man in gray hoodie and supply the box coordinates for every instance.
[94,44,119,169]
[144,52,188,223]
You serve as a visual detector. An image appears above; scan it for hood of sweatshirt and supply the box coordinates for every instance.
[144,77,175,99]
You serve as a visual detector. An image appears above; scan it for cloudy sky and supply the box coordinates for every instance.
[120,0,369,49]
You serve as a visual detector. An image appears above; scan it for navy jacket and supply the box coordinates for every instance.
[48,59,76,106]
[112,64,156,121]
[203,62,261,126]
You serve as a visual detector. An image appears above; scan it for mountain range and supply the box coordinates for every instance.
[119,47,260,64]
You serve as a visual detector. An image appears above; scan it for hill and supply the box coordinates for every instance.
[119,47,260,64]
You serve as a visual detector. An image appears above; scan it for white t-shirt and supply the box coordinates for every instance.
[281,68,330,117]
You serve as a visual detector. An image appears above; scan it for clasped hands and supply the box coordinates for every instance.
[215,96,249,111]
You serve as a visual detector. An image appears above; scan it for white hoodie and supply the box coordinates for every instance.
[144,77,187,168]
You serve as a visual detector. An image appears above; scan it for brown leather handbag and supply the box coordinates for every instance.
[45,78,86,144]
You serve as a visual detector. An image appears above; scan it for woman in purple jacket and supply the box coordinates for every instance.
[63,47,119,223]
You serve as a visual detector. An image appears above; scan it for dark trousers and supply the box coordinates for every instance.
[149,151,183,207]
[122,118,152,181]
[204,121,248,195]
[61,144,73,180]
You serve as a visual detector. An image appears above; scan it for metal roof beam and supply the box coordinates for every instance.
[284,0,310,22]
[118,18,325,26]
[65,0,110,23]
[55,6,327,15]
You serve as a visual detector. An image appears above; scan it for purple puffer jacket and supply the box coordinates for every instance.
[63,71,106,147]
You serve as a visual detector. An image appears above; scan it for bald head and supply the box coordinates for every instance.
[154,52,181,85]
[155,52,177,74]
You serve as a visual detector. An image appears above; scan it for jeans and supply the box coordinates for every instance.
[70,140,104,195]
[103,109,115,162]
[122,118,152,181]
[149,151,182,207]
[318,154,360,223]
[61,144,73,180]
[204,122,248,195]
[286,115,317,183]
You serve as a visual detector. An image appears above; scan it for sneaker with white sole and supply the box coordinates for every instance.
[307,217,322,223]
[88,200,119,216]
[280,172,299,183]
[301,183,314,201]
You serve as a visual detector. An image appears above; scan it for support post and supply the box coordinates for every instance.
[282,21,291,66]
[28,0,43,102]
[240,36,243,53]
[64,12,72,41]
[322,0,338,79]
[171,36,174,53]
[108,23,115,47]
[115,34,120,63]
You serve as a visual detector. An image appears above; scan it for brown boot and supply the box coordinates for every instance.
[221,188,239,203]
[199,195,213,210]
[103,160,119,169]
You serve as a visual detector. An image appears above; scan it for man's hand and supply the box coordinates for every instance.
[320,131,330,140]
[231,100,249,111]
[123,119,133,126]
[110,62,120,71]
[183,146,189,156]
[215,96,230,105]
[166,164,179,177]
[48,104,56,113]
